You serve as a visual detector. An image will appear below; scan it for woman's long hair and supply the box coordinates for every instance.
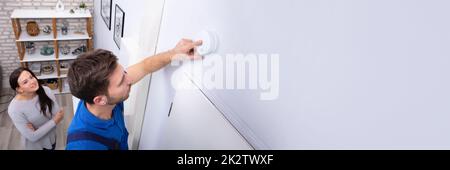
[9,67,53,117]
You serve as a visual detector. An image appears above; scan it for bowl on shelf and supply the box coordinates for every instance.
[26,21,40,36]
[40,46,54,56]
[41,64,54,75]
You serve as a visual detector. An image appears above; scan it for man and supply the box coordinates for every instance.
[66,39,202,150]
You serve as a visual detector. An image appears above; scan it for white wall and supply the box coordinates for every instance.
[136,0,254,149]
[152,0,450,149]
[151,79,252,150]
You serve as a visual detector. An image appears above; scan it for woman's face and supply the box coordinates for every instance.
[17,71,39,94]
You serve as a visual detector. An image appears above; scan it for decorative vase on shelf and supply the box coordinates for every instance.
[61,20,69,35]
[55,0,65,12]
[25,42,35,55]
[60,44,70,55]
[43,25,52,34]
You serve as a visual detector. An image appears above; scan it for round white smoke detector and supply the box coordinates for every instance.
[196,30,219,56]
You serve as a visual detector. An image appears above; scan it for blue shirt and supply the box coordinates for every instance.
[66,100,129,150]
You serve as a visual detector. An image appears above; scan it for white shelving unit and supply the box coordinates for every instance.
[57,31,90,41]
[37,72,67,80]
[11,9,93,94]
[17,33,54,42]
[16,31,90,42]
[10,9,92,19]
[21,53,56,62]
[58,54,78,61]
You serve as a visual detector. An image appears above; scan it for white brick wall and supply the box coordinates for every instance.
[0,0,94,89]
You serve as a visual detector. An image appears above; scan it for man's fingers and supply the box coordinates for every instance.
[193,40,203,46]
[188,40,203,54]
[182,38,193,43]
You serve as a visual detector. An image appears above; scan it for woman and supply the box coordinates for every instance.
[8,67,64,150]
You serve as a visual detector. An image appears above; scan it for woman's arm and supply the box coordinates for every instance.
[8,110,56,142]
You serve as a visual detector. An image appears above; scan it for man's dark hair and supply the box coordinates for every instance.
[68,49,118,104]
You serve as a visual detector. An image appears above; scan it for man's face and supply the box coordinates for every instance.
[106,64,132,105]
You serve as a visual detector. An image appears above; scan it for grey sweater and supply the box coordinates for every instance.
[8,86,60,150]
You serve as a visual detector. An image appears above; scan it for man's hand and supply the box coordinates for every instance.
[171,39,203,60]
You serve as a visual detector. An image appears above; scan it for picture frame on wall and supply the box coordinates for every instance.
[114,4,125,49]
[101,0,112,30]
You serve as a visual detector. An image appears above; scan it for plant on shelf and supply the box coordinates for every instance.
[79,2,86,9]
[79,2,87,13]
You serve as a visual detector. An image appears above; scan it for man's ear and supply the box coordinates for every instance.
[93,96,107,105]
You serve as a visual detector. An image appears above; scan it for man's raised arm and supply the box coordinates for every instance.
[127,39,202,85]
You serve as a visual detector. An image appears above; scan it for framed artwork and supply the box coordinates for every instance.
[101,0,112,30]
[114,4,125,49]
